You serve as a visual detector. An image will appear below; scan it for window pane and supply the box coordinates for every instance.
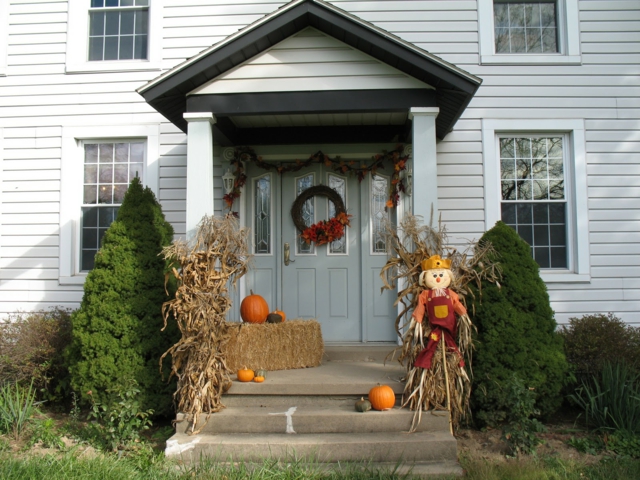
[121,0,134,6]
[105,0,119,7]
[510,28,526,52]
[254,176,271,254]
[98,206,117,227]
[501,203,516,224]
[525,4,541,27]
[99,164,113,183]
[82,227,98,250]
[114,164,128,183]
[502,180,516,200]
[371,175,389,254]
[113,184,128,203]
[549,202,565,223]
[88,37,104,61]
[495,28,510,52]
[84,164,98,184]
[509,4,525,27]
[130,142,144,162]
[135,10,148,34]
[329,175,347,254]
[517,179,532,200]
[99,144,113,163]
[534,247,550,268]
[534,224,549,246]
[550,224,566,246]
[494,4,509,27]
[129,163,143,180]
[501,159,515,178]
[133,34,148,60]
[83,207,98,227]
[119,35,134,60]
[105,11,119,35]
[91,0,104,7]
[84,185,97,204]
[104,36,119,60]
[89,12,105,36]
[500,138,515,158]
[533,203,548,224]
[518,224,533,245]
[297,174,314,254]
[550,247,567,268]
[516,203,532,223]
[115,143,129,162]
[120,10,134,35]
[135,0,149,5]
[542,27,558,52]
[99,185,113,204]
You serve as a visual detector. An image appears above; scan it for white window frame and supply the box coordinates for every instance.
[478,0,581,65]
[66,0,163,74]
[59,124,160,285]
[0,1,8,76]
[482,118,589,283]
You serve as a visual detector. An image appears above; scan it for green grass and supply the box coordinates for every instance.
[1,451,640,480]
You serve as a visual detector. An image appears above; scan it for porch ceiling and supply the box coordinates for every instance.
[138,0,482,145]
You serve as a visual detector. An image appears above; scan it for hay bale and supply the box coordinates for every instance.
[224,320,324,372]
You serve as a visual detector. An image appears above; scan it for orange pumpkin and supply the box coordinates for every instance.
[237,367,254,382]
[368,384,395,411]
[253,376,265,383]
[240,290,269,324]
[272,309,286,322]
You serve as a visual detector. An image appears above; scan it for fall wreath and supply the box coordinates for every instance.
[291,185,352,246]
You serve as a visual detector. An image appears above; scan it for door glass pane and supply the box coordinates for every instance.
[254,176,271,254]
[328,174,346,254]
[371,175,389,253]
[296,174,315,254]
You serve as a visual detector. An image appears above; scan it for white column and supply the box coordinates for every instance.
[409,107,439,223]
[184,112,216,238]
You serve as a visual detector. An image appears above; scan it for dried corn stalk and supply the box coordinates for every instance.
[160,214,250,434]
[380,213,500,432]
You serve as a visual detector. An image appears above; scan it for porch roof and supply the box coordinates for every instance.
[138,0,482,144]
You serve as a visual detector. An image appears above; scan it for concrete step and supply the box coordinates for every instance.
[166,430,457,464]
[323,345,400,363]
[221,393,371,408]
[175,405,449,435]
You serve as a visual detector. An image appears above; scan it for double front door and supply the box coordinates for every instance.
[244,162,396,343]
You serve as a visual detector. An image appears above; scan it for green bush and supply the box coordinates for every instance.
[470,221,569,426]
[0,308,72,401]
[560,313,640,381]
[67,177,177,417]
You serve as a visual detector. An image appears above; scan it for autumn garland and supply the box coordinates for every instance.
[223,145,409,212]
[300,212,352,246]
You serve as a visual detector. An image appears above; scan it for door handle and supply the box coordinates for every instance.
[284,243,295,266]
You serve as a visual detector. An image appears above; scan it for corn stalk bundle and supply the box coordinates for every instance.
[160,215,250,434]
[380,213,500,432]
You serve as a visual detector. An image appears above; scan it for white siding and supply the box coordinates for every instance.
[0,0,639,328]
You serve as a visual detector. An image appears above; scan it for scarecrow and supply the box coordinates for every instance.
[412,255,467,370]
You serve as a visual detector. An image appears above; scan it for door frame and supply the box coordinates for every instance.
[231,143,404,344]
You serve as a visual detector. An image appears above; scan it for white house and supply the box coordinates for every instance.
[0,0,639,342]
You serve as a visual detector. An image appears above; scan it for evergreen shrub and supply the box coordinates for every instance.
[67,178,177,416]
[560,313,640,381]
[470,221,568,426]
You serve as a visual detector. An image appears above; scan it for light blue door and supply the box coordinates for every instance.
[245,162,396,343]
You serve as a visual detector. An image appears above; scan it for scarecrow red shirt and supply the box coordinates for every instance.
[412,255,466,369]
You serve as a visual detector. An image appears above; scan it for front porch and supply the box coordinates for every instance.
[166,346,462,477]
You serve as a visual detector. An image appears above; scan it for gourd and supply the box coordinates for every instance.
[368,384,395,411]
[253,376,265,383]
[240,290,269,324]
[355,397,372,412]
[255,369,268,379]
[266,313,283,324]
[237,367,255,382]
[273,309,286,322]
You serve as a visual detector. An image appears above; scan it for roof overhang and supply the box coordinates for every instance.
[138,0,482,144]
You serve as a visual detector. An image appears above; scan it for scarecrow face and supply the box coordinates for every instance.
[424,268,451,289]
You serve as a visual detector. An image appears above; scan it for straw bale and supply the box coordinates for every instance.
[224,320,324,372]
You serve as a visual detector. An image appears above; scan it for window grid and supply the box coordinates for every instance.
[499,136,567,269]
[89,0,149,61]
[494,1,558,53]
[81,142,144,270]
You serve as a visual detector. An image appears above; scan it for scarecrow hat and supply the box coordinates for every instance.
[420,255,451,271]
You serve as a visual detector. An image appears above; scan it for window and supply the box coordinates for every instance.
[253,174,271,255]
[371,175,390,254]
[88,0,149,61]
[60,125,160,284]
[478,0,581,65]
[494,1,557,54]
[482,119,589,282]
[81,142,145,270]
[499,137,566,268]
[66,0,162,73]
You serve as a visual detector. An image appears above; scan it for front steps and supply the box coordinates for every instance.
[165,346,462,477]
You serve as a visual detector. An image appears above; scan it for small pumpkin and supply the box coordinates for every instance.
[266,313,283,324]
[254,376,265,383]
[255,369,268,379]
[240,290,269,324]
[237,367,255,382]
[368,384,395,411]
[355,397,372,413]
[273,309,286,322]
